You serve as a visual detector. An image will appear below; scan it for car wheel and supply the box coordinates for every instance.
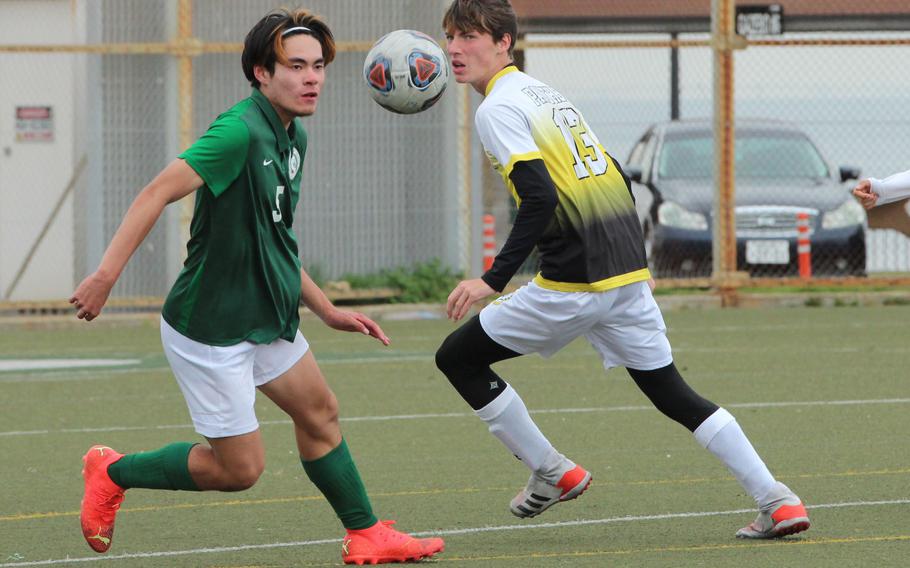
[642,220,657,275]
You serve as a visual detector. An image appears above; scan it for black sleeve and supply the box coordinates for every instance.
[481,159,559,292]
[606,151,635,205]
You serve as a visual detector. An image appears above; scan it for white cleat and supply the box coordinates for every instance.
[736,482,810,539]
[510,459,591,519]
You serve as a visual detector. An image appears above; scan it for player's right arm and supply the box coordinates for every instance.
[71,115,249,321]
[854,168,910,209]
[852,179,878,209]
[70,159,203,321]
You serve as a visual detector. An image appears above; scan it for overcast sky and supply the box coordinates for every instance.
[525,32,910,175]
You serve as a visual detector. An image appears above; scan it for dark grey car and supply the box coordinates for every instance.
[624,119,866,277]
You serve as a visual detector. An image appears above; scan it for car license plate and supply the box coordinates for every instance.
[746,240,789,264]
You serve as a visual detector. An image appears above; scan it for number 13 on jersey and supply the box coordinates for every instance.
[552,106,608,180]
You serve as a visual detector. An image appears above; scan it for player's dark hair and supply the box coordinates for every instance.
[442,0,518,58]
[242,8,336,88]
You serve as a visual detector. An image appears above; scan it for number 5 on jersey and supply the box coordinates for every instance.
[553,106,608,180]
[272,185,285,223]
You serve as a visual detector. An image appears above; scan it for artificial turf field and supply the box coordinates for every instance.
[1,305,908,567]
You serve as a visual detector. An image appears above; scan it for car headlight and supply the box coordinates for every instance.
[657,201,708,230]
[821,199,865,229]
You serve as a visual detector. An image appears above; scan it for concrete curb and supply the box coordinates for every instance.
[653,291,910,310]
[1,292,909,331]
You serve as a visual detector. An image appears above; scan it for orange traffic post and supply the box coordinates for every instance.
[797,211,812,279]
[482,214,496,271]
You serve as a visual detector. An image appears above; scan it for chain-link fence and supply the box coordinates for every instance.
[507,0,910,290]
[0,0,474,305]
[2,0,909,307]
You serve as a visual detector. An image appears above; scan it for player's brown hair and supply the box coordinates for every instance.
[442,0,518,58]
[242,8,336,88]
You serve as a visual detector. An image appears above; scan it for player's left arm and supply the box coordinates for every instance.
[447,159,558,321]
[299,267,390,345]
[482,160,558,291]
[447,103,558,321]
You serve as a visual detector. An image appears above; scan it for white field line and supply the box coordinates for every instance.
[0,359,142,372]
[1,499,907,567]
[0,355,435,382]
[1,398,909,438]
[3,344,909,382]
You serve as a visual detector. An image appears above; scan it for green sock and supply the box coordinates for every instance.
[301,439,378,530]
[107,442,200,491]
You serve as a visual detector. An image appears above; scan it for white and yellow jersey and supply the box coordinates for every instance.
[476,66,650,292]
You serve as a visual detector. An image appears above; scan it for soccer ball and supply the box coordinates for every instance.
[363,29,450,115]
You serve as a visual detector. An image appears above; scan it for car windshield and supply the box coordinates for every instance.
[658,130,830,179]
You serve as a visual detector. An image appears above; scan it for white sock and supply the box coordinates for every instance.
[474,385,554,472]
[694,408,777,504]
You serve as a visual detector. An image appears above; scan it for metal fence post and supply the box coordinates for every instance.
[712,0,745,305]
[176,0,196,259]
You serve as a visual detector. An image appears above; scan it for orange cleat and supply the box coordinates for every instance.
[341,520,444,565]
[80,445,126,553]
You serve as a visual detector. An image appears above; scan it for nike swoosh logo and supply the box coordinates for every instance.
[263,159,273,166]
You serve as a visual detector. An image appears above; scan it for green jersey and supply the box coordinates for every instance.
[163,88,306,346]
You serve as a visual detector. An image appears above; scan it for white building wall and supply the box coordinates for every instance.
[0,0,76,300]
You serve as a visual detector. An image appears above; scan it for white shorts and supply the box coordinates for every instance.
[479,280,672,370]
[160,318,310,438]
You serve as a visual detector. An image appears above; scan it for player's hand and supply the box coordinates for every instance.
[69,271,115,322]
[447,278,496,321]
[852,179,879,210]
[322,308,390,346]
[647,277,656,292]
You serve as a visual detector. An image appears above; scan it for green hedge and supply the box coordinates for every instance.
[342,259,462,303]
